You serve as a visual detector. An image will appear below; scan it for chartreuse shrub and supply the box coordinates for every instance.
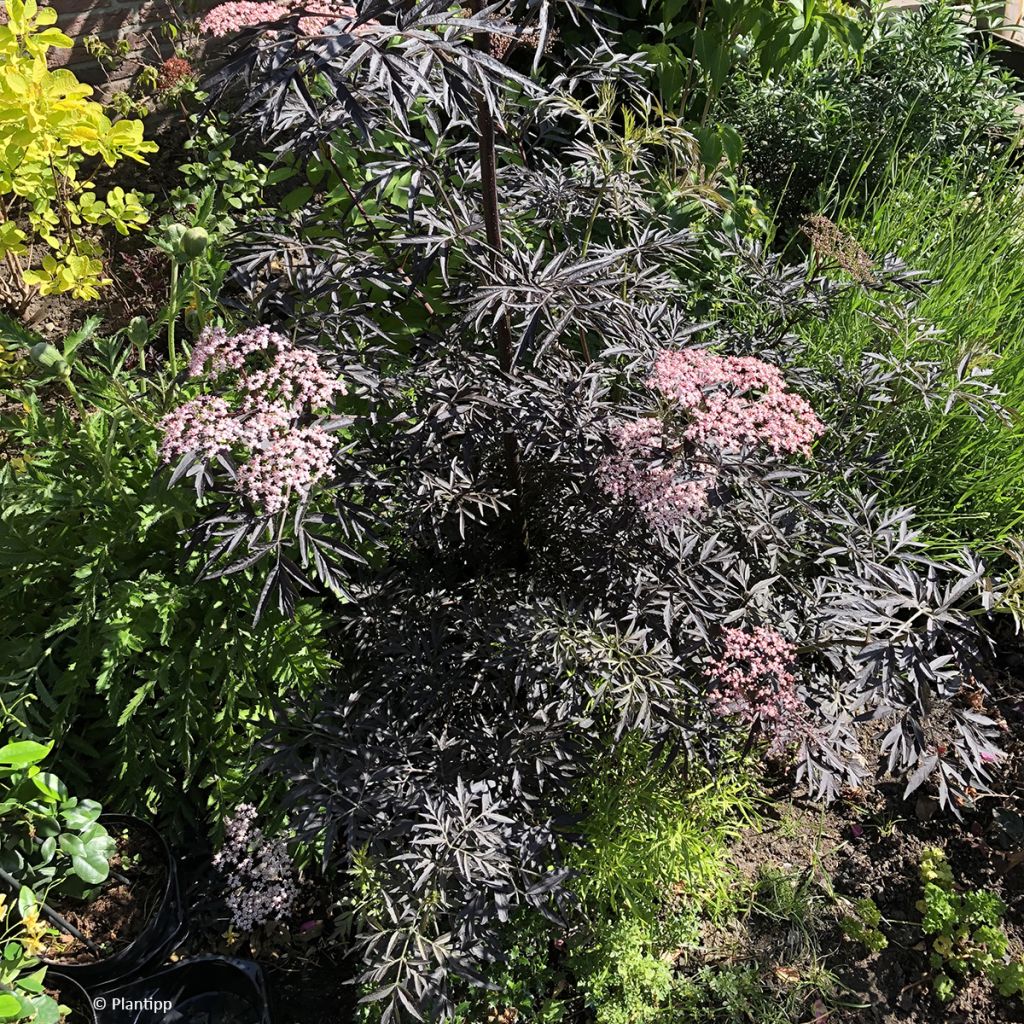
[433,741,759,1024]
[0,319,333,825]
[0,0,156,307]
[918,847,1024,1002]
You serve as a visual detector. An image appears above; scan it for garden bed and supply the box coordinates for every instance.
[2,2,1024,1024]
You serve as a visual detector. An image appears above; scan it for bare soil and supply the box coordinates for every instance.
[711,670,1024,1024]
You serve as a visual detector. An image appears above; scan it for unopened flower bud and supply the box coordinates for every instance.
[164,222,187,248]
[30,342,69,377]
[127,316,149,346]
[181,227,209,261]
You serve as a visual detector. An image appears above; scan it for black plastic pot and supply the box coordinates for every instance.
[43,814,187,991]
[46,971,98,1024]
[96,956,272,1024]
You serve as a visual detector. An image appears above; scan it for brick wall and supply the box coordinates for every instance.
[48,1,177,72]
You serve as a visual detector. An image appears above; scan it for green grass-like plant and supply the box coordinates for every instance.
[800,154,1024,556]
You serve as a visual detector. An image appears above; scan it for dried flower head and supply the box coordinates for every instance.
[156,56,194,93]
[801,214,877,286]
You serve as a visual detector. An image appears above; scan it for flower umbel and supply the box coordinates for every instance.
[648,348,824,456]
[200,2,288,36]
[596,417,715,529]
[213,804,299,932]
[706,626,810,754]
[159,326,343,513]
[598,347,824,529]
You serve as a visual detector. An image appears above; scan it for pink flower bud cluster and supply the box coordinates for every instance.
[213,804,299,933]
[200,1,288,36]
[160,326,344,514]
[707,626,810,754]
[648,348,824,456]
[596,418,714,529]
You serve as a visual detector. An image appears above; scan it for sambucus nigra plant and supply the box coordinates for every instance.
[156,3,1013,1017]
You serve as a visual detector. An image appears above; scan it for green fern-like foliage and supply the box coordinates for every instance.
[0,329,333,824]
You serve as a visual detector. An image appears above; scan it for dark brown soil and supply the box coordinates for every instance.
[46,824,166,965]
[710,676,1024,1024]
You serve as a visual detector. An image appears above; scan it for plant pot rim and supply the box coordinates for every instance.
[41,813,186,989]
[100,954,272,1024]
[44,969,98,1024]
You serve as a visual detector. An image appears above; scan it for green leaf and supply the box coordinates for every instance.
[37,836,56,865]
[59,833,110,885]
[0,993,22,1020]
[30,995,61,1024]
[16,968,46,994]
[61,798,102,830]
[0,311,45,353]
[17,886,36,919]
[29,772,65,802]
[0,741,52,769]
[281,185,314,213]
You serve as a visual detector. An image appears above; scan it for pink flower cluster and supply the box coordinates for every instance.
[159,395,241,463]
[188,324,283,377]
[160,326,344,514]
[200,1,380,37]
[598,347,824,529]
[236,425,336,514]
[242,347,346,412]
[707,627,809,754]
[298,4,380,36]
[648,349,824,456]
[213,804,299,933]
[596,418,713,529]
[200,1,287,36]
